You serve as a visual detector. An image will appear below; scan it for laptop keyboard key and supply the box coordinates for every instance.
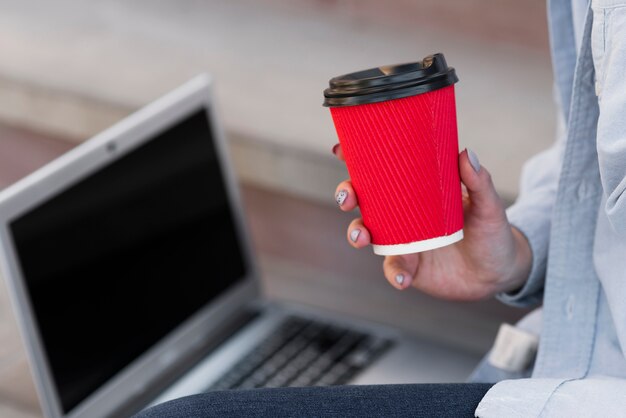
[208,316,393,391]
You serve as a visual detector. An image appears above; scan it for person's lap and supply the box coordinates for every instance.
[135,383,493,417]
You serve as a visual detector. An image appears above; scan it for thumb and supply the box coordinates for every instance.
[383,255,419,290]
[459,148,506,222]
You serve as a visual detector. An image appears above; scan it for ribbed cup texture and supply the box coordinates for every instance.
[329,85,463,246]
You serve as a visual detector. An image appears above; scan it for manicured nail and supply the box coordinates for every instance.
[332,143,340,155]
[395,274,404,286]
[467,148,481,173]
[350,229,360,243]
[336,189,348,206]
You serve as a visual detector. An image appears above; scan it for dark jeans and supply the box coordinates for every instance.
[135,383,493,417]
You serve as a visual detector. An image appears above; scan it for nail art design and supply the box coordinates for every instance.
[467,148,481,173]
[332,143,340,155]
[350,229,360,243]
[336,189,348,206]
[395,274,404,286]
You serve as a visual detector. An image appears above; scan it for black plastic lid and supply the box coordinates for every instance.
[323,53,458,107]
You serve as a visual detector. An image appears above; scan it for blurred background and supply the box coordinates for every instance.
[0,1,553,416]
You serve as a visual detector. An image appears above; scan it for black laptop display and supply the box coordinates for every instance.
[9,108,247,412]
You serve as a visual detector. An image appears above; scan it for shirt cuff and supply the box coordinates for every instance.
[495,202,549,307]
[476,377,626,417]
[475,378,564,418]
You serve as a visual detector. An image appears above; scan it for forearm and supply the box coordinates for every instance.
[494,140,564,307]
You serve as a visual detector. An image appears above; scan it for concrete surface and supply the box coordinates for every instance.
[0,0,557,202]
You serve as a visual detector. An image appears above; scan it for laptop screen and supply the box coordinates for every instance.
[8,108,247,413]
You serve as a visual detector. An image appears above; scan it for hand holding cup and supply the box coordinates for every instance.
[325,54,533,299]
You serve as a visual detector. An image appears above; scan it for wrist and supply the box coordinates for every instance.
[500,226,533,294]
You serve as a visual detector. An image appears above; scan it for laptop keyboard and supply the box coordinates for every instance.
[208,316,392,391]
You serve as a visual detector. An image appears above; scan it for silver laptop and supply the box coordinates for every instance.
[0,75,478,418]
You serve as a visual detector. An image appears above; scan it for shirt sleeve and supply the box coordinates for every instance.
[595,8,626,237]
[496,91,567,308]
[476,376,626,417]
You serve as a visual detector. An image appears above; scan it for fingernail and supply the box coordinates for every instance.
[336,189,348,206]
[350,229,361,243]
[467,148,481,173]
[332,143,339,155]
[395,274,404,286]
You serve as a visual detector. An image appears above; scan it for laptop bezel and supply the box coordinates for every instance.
[0,75,261,417]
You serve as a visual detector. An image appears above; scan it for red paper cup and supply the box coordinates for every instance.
[324,53,463,256]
